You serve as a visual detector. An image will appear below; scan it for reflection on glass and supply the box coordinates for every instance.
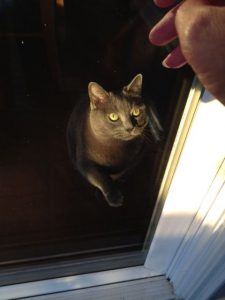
[0,0,193,278]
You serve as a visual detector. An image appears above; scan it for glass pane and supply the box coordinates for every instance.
[0,0,193,282]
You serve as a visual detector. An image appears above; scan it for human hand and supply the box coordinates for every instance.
[149,0,225,104]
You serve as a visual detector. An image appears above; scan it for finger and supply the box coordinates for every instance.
[162,46,187,68]
[149,4,181,46]
[150,0,210,46]
[153,0,178,8]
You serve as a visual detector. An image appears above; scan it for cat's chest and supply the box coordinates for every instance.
[86,135,140,168]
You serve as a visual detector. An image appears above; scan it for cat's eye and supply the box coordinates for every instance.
[131,108,141,117]
[108,113,119,122]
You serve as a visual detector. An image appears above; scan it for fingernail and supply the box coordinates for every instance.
[162,55,172,68]
[162,53,187,69]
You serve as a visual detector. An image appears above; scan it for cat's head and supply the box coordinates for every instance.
[88,74,149,141]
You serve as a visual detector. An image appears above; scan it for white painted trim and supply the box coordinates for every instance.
[145,80,203,274]
[145,90,225,299]
[18,277,175,300]
[169,161,225,300]
[0,266,155,300]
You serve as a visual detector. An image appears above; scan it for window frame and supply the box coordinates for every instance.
[1,81,224,300]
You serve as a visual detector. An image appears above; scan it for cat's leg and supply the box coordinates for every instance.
[77,160,124,207]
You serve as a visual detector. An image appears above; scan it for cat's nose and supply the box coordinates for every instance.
[123,120,134,132]
[125,126,133,133]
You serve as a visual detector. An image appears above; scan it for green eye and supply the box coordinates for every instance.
[108,113,119,121]
[132,108,141,117]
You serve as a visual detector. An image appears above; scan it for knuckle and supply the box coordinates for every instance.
[176,4,210,43]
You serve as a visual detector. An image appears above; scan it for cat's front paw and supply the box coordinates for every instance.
[105,189,124,208]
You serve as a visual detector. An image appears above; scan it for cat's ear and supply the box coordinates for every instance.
[88,82,109,110]
[123,74,143,97]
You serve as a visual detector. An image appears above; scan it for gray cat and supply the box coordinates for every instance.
[67,74,160,207]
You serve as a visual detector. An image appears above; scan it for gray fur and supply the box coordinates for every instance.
[67,74,150,207]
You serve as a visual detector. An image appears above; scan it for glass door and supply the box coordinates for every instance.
[0,0,193,284]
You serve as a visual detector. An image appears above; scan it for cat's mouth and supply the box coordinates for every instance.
[114,120,149,141]
[115,129,142,141]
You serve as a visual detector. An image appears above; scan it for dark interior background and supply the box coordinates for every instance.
[0,0,193,267]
